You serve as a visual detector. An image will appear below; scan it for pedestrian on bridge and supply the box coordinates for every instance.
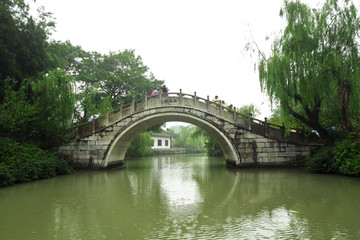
[151,87,159,98]
[212,95,220,104]
[161,84,168,96]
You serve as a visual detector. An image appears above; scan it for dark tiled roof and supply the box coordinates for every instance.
[150,131,178,138]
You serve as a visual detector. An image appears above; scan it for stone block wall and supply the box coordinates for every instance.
[235,129,317,167]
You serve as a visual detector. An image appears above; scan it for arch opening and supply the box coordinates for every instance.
[104,112,241,167]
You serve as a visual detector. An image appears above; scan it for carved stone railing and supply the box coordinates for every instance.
[69,90,321,145]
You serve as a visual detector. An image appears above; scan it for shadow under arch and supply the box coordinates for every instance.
[103,112,241,167]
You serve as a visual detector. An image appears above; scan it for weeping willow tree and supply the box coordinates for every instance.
[126,132,154,157]
[30,69,76,146]
[0,69,76,146]
[256,0,360,141]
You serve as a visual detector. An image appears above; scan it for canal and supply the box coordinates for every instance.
[1,154,360,239]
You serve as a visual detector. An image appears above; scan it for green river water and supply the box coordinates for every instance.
[1,154,360,239]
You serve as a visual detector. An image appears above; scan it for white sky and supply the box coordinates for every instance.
[29,0,326,121]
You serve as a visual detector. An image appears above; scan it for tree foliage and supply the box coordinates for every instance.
[126,132,154,158]
[30,69,76,146]
[73,50,164,122]
[236,104,260,118]
[172,125,206,153]
[0,0,55,97]
[256,0,360,141]
[0,0,165,146]
[191,127,223,156]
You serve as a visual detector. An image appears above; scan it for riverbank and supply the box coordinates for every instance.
[0,137,73,187]
[152,148,206,155]
[305,135,360,176]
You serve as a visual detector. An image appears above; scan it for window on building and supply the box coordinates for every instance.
[158,139,162,146]
[165,140,169,146]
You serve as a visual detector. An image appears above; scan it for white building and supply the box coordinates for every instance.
[151,131,178,149]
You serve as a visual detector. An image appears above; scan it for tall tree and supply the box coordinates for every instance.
[0,0,54,97]
[74,50,163,122]
[255,0,360,140]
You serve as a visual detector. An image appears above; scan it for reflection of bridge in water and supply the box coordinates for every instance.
[56,90,322,169]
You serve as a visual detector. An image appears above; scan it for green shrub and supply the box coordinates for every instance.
[0,137,73,187]
[305,146,338,173]
[335,139,360,176]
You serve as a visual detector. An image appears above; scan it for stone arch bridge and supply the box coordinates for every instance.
[56,91,321,169]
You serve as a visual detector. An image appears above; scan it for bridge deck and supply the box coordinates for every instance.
[71,91,322,146]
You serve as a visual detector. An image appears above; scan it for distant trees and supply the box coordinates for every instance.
[173,125,206,153]
[236,104,260,118]
[253,0,360,141]
[191,127,223,157]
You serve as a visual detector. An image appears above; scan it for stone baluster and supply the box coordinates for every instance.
[248,113,253,130]
[131,97,135,113]
[144,93,148,109]
[301,124,305,143]
[105,112,110,126]
[264,117,268,136]
[207,96,210,112]
[219,100,222,116]
[179,89,183,105]
[233,107,237,122]
[92,119,96,133]
[119,104,123,118]
[194,92,197,107]
[281,121,285,139]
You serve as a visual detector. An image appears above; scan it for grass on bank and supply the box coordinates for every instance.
[0,137,73,187]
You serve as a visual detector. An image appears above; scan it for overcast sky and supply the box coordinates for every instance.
[30,0,327,121]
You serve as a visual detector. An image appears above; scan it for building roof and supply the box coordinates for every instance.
[150,131,178,138]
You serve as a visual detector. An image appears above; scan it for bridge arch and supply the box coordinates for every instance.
[104,111,241,167]
[56,91,320,169]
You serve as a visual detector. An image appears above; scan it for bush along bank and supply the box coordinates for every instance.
[0,137,74,187]
[305,134,360,176]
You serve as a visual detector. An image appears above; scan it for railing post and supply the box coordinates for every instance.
[159,92,162,106]
[281,121,285,139]
[106,111,110,126]
[92,119,96,133]
[219,100,222,116]
[75,127,79,140]
[120,103,123,118]
[145,93,148,109]
[248,113,253,130]
[207,95,210,112]
[194,92,197,107]
[301,124,305,143]
[264,117,268,136]
[233,107,237,122]
[132,97,135,113]
[179,89,183,105]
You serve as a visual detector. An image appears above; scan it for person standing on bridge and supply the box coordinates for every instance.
[161,84,168,96]
[212,95,220,104]
[151,87,158,98]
